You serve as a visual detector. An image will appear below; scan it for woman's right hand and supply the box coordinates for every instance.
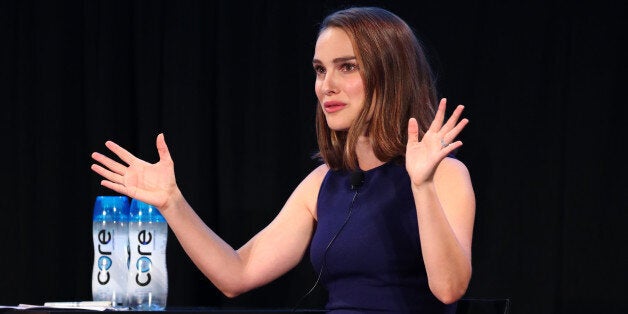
[91,133,178,210]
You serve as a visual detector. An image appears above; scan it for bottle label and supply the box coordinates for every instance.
[135,229,154,286]
[128,223,167,290]
[127,221,168,310]
[96,229,113,285]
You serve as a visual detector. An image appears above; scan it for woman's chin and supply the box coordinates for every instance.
[326,123,350,132]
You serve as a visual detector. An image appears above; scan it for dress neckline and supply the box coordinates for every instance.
[360,160,395,174]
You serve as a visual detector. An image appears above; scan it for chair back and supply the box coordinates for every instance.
[455,298,511,314]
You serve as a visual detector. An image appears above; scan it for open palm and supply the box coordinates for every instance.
[406,99,468,187]
[91,133,177,208]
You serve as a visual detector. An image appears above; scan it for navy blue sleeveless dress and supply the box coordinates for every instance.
[310,162,457,313]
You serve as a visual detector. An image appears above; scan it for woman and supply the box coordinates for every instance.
[91,6,475,313]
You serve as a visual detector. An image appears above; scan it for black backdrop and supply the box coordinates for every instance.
[1,1,626,313]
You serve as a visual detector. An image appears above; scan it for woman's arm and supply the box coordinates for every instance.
[412,158,475,304]
[91,133,329,297]
[405,99,475,303]
[162,165,328,297]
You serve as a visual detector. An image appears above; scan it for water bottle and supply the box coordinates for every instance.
[92,195,130,308]
[127,199,168,310]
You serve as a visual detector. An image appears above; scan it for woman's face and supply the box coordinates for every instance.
[313,27,365,131]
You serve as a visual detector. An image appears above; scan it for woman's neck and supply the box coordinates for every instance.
[355,136,386,171]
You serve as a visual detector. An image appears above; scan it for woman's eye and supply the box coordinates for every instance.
[313,65,326,75]
[340,63,358,72]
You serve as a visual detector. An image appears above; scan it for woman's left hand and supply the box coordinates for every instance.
[406,98,469,187]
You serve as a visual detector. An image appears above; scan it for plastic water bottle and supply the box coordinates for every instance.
[127,199,168,310]
[92,195,130,308]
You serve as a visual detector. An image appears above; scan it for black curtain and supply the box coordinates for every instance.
[1,1,626,313]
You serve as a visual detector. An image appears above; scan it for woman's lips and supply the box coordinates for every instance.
[323,101,346,113]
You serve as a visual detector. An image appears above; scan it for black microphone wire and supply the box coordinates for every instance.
[291,189,360,312]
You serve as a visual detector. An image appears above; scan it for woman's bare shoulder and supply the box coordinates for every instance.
[295,163,329,220]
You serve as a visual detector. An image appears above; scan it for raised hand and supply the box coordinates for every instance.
[406,98,469,187]
[91,133,177,209]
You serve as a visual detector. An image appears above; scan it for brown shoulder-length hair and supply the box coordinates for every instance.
[315,7,438,171]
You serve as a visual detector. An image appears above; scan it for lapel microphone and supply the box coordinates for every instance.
[350,170,365,190]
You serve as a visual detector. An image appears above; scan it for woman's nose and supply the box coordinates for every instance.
[322,71,339,95]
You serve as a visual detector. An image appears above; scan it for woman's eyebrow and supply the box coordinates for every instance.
[312,56,357,64]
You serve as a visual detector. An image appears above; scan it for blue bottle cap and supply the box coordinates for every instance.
[129,199,166,223]
[93,195,130,222]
